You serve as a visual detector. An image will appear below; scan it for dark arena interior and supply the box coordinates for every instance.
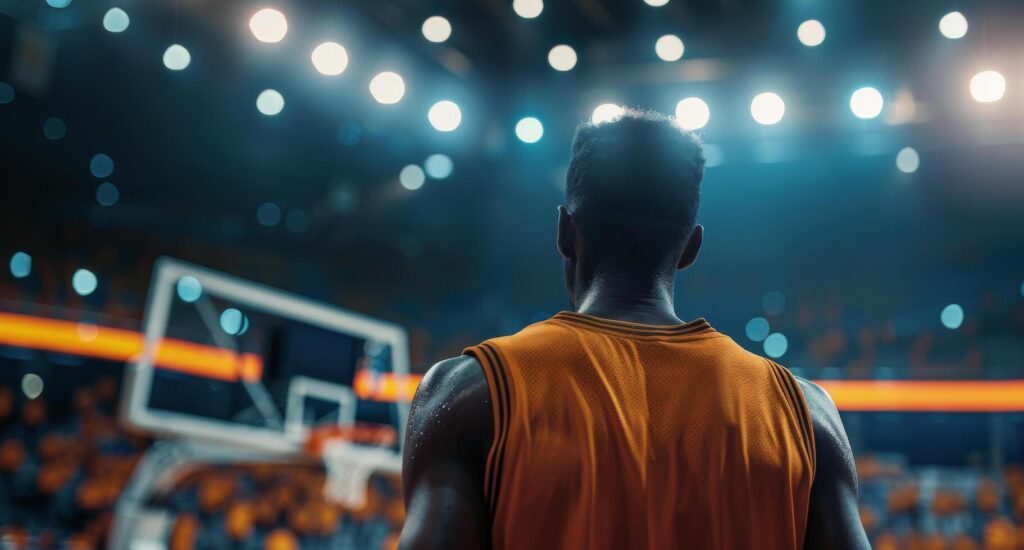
[1,0,1024,548]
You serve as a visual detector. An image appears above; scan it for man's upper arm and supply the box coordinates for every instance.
[399,355,494,550]
[797,377,871,550]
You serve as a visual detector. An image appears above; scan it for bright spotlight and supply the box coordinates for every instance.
[750,92,785,125]
[428,100,462,132]
[655,35,684,62]
[422,16,452,43]
[644,0,669,6]
[163,44,191,71]
[311,42,349,76]
[548,45,577,72]
[513,0,543,19]
[256,89,285,116]
[970,70,1005,103]
[424,154,454,179]
[72,269,98,297]
[400,165,426,190]
[591,103,624,124]
[896,147,920,173]
[9,252,31,279]
[515,117,544,143]
[675,97,709,130]
[249,8,288,43]
[797,19,825,47]
[369,72,406,105]
[103,8,130,33]
[940,304,964,330]
[850,87,884,119]
[939,11,968,39]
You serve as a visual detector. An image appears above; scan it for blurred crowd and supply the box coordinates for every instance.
[0,373,404,549]
[857,456,1024,549]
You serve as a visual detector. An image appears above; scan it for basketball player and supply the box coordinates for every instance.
[400,110,869,549]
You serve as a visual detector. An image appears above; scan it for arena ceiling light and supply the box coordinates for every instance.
[850,87,884,119]
[428,100,462,132]
[655,35,684,62]
[369,72,405,104]
[422,16,452,43]
[675,97,709,130]
[256,89,285,115]
[515,117,544,143]
[797,19,825,47]
[591,103,624,124]
[249,8,288,43]
[512,0,543,19]
[970,70,1005,103]
[311,42,349,76]
[162,44,191,71]
[939,11,968,39]
[750,92,785,125]
[548,45,577,72]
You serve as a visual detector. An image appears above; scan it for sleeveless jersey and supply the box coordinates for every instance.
[464,311,815,550]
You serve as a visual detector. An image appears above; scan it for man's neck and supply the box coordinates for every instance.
[573,272,682,325]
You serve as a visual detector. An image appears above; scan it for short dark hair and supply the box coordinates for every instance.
[565,109,705,270]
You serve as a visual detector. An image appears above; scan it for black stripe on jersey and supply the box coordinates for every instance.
[554,312,711,336]
[469,345,506,514]
[481,342,512,515]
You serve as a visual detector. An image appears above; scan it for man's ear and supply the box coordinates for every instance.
[557,206,575,260]
[677,224,703,270]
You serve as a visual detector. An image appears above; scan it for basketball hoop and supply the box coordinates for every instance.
[306,424,403,509]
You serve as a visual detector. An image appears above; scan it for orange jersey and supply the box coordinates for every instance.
[464,311,815,550]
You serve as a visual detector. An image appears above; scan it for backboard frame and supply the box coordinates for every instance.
[119,257,411,456]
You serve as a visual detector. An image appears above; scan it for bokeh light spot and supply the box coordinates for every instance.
[43,117,66,140]
[939,11,968,39]
[970,70,1006,103]
[751,92,785,125]
[72,269,98,296]
[941,304,964,329]
[655,35,684,62]
[763,333,789,359]
[797,20,826,46]
[369,72,406,104]
[675,97,710,130]
[425,154,454,179]
[220,308,249,336]
[176,276,203,303]
[90,154,114,178]
[163,44,191,71]
[21,374,44,400]
[311,42,349,76]
[515,117,544,143]
[103,8,130,33]
[400,165,426,190]
[257,202,282,226]
[745,317,770,342]
[428,101,462,132]
[9,252,31,279]
[96,182,120,206]
[256,89,285,116]
[422,16,452,43]
[249,8,288,43]
[896,147,920,173]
